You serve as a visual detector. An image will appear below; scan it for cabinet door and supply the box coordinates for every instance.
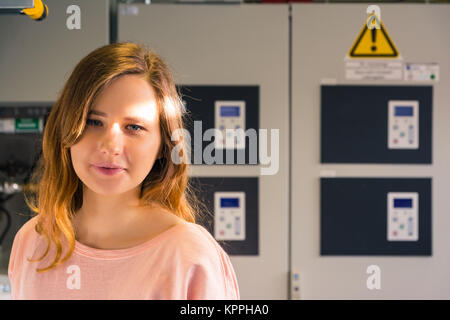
[119,3,289,299]
[291,4,449,299]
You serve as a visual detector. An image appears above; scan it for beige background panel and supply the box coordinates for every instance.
[119,3,290,299]
[0,0,109,102]
[292,4,450,299]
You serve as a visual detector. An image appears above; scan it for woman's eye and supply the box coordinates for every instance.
[86,119,144,132]
[127,124,144,132]
[86,119,101,126]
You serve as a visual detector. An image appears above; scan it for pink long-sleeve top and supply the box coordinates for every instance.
[8,216,240,300]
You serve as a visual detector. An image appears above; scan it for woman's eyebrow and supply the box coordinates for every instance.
[88,110,152,124]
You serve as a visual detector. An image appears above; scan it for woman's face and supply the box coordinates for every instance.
[70,74,162,196]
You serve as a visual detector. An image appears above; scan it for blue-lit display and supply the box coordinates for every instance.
[220,106,240,117]
[394,198,413,208]
[394,106,414,117]
[220,197,240,208]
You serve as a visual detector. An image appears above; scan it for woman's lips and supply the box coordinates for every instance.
[93,165,124,176]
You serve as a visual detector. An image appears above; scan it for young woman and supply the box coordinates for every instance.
[8,42,240,300]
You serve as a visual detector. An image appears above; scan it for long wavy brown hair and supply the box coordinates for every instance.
[23,42,204,273]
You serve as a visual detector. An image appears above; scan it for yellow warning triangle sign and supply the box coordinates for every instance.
[349,19,399,58]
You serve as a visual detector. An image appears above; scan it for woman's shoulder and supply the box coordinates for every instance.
[14,215,39,241]
[172,221,240,300]
[175,221,217,246]
[9,216,41,275]
[171,220,228,263]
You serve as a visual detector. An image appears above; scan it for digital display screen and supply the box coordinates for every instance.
[220,198,239,208]
[394,106,414,117]
[394,198,413,208]
[220,106,240,117]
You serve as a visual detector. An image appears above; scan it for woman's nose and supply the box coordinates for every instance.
[99,123,123,154]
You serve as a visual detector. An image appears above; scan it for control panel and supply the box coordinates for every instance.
[215,101,246,150]
[214,192,246,241]
[387,192,419,241]
[388,100,419,149]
